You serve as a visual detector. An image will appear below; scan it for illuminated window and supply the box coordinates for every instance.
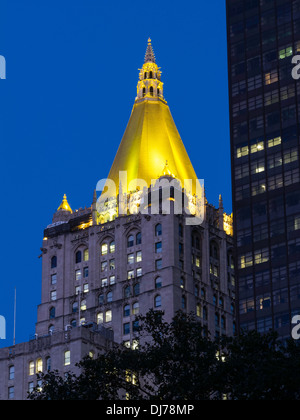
[75,270,81,281]
[136,267,142,278]
[268,136,281,148]
[250,140,264,154]
[64,351,71,366]
[265,69,278,85]
[110,241,115,253]
[128,270,134,280]
[197,304,202,317]
[101,243,108,255]
[109,275,116,285]
[240,253,253,269]
[83,283,89,293]
[132,302,139,315]
[101,261,108,272]
[279,46,293,59]
[128,253,134,264]
[80,300,87,311]
[84,249,89,262]
[36,358,43,373]
[136,251,142,263]
[97,312,103,324]
[105,310,112,323]
[29,361,35,376]
[50,291,57,301]
[109,259,115,270]
[101,278,108,288]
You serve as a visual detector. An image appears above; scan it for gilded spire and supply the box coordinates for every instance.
[57,194,72,213]
[144,38,156,64]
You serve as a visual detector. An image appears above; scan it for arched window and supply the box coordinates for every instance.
[97,312,103,324]
[101,243,108,255]
[132,302,139,315]
[76,251,82,264]
[49,307,55,319]
[155,223,162,236]
[51,256,57,269]
[46,357,51,372]
[110,241,115,253]
[144,72,147,79]
[155,277,162,289]
[48,325,55,335]
[99,294,104,305]
[157,88,160,96]
[29,361,35,376]
[124,304,130,317]
[124,286,131,298]
[36,358,43,373]
[84,249,89,262]
[143,87,146,97]
[64,351,71,366]
[149,71,153,79]
[72,302,78,313]
[136,232,142,245]
[127,235,134,248]
[150,86,154,96]
[107,292,113,303]
[154,295,161,308]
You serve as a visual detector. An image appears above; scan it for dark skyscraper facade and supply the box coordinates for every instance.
[226,0,300,338]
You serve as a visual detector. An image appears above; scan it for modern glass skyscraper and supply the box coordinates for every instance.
[226,0,300,339]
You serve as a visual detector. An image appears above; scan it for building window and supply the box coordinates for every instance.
[9,366,15,380]
[124,304,130,318]
[155,223,162,236]
[64,351,71,366]
[109,275,116,285]
[124,286,131,298]
[49,307,56,319]
[51,256,57,269]
[105,310,112,323]
[128,253,134,264]
[133,283,140,296]
[83,249,89,261]
[110,241,115,253]
[97,312,104,324]
[46,357,51,372]
[181,296,186,310]
[8,386,15,399]
[101,261,108,272]
[132,302,139,315]
[156,259,162,270]
[50,291,57,301]
[155,242,162,253]
[101,278,108,288]
[133,320,139,333]
[75,251,82,264]
[136,251,142,263]
[49,325,55,335]
[81,300,87,311]
[136,232,142,245]
[101,243,108,255]
[155,277,162,289]
[180,277,185,289]
[154,295,162,308]
[51,274,57,285]
[75,270,82,281]
[36,358,43,373]
[127,235,134,248]
[123,322,130,335]
[29,361,35,376]
[72,302,78,313]
[107,291,113,303]
[136,268,142,278]
[128,270,134,280]
[84,267,89,278]
[109,259,115,270]
[83,283,89,293]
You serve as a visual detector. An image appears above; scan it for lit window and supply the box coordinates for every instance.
[110,241,115,253]
[64,351,71,366]
[36,358,43,373]
[251,140,264,154]
[83,283,89,293]
[128,253,134,264]
[197,304,202,317]
[279,46,293,59]
[109,275,116,285]
[136,251,142,263]
[128,270,134,280]
[84,249,89,262]
[29,361,35,376]
[105,310,112,323]
[132,302,139,315]
[268,136,281,148]
[136,268,142,278]
[75,270,82,281]
[101,261,108,272]
[109,259,115,270]
[101,278,108,288]
[101,244,108,255]
[97,312,103,324]
[81,300,87,311]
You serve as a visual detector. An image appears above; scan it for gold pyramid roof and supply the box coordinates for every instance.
[57,194,72,213]
[105,39,198,195]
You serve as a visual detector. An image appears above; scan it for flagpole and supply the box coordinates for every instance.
[13,287,16,346]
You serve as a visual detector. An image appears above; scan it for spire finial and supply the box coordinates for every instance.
[144,37,156,64]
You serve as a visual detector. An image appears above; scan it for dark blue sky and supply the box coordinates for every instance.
[0,0,231,346]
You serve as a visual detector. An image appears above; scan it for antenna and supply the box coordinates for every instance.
[13,287,16,346]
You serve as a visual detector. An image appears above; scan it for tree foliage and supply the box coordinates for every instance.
[28,310,300,400]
